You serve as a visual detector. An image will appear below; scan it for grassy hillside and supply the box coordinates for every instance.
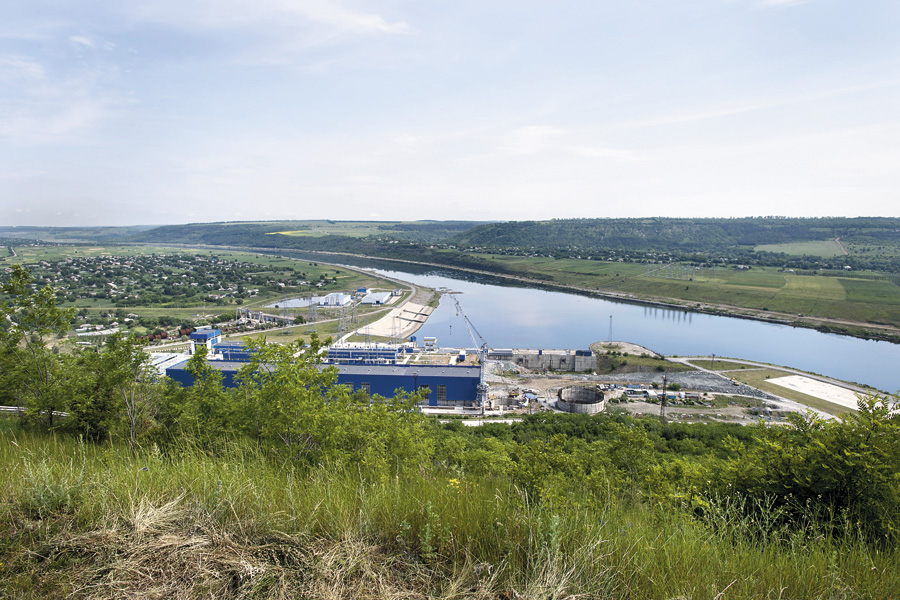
[2,423,897,600]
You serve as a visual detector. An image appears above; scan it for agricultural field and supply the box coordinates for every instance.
[754,240,846,257]
[272,221,402,238]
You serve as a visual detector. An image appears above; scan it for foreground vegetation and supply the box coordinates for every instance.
[3,420,898,600]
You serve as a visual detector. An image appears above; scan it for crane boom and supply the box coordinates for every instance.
[450,295,490,412]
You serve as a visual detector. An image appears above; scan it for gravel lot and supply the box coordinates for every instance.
[487,361,777,400]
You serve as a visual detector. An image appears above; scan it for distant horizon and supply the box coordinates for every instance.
[4,214,900,230]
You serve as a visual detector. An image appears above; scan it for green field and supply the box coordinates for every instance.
[272,221,399,238]
[754,240,846,257]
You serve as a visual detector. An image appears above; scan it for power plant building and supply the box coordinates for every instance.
[359,291,393,305]
[165,360,481,407]
[320,293,353,307]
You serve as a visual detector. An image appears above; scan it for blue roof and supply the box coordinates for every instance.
[190,329,221,340]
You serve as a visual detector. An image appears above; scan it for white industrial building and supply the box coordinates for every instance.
[320,293,353,307]
[360,291,393,305]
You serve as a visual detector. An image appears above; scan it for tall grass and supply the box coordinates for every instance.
[1,426,896,599]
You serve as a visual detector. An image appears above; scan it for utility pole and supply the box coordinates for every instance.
[659,373,667,423]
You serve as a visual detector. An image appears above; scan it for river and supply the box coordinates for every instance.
[280,252,900,393]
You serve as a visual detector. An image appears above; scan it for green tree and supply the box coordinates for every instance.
[237,334,432,473]
[103,333,160,451]
[0,265,76,427]
[715,394,900,540]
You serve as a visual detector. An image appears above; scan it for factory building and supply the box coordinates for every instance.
[212,341,255,362]
[359,291,393,305]
[326,345,400,364]
[320,293,353,307]
[189,328,221,354]
[165,360,481,407]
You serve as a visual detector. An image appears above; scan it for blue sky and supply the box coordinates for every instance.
[1,0,898,226]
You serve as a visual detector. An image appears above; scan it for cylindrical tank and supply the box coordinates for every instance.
[557,384,606,415]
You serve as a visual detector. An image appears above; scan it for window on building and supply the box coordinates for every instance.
[361,382,370,395]
[437,384,447,403]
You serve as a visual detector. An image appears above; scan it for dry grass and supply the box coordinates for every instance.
[3,495,514,600]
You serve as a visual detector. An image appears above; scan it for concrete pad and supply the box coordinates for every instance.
[767,375,863,411]
[356,302,434,339]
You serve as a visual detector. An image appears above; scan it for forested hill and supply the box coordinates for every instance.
[453,217,900,253]
[133,220,485,245]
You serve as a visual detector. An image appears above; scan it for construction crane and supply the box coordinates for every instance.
[450,295,490,412]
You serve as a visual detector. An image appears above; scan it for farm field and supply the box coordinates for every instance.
[754,240,846,257]
[272,221,404,237]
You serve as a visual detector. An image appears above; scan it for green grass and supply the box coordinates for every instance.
[687,359,754,371]
[754,240,846,257]
[588,343,695,374]
[840,278,900,304]
[271,220,448,238]
[1,426,896,599]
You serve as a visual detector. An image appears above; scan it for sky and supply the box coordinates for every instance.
[1,0,899,226]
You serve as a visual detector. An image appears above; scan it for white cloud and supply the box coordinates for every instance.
[0,54,125,142]
[130,0,408,36]
[499,126,564,155]
[69,35,95,48]
[0,54,46,82]
[497,126,641,161]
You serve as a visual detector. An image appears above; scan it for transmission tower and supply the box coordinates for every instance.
[307,293,317,333]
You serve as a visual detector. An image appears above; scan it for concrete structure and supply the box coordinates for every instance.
[489,349,595,372]
[557,384,606,414]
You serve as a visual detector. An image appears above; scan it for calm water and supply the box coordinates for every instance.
[273,251,900,393]
[364,265,899,394]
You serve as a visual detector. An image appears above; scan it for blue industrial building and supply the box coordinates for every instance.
[190,328,221,353]
[165,360,481,406]
[326,346,399,364]
[212,341,255,362]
